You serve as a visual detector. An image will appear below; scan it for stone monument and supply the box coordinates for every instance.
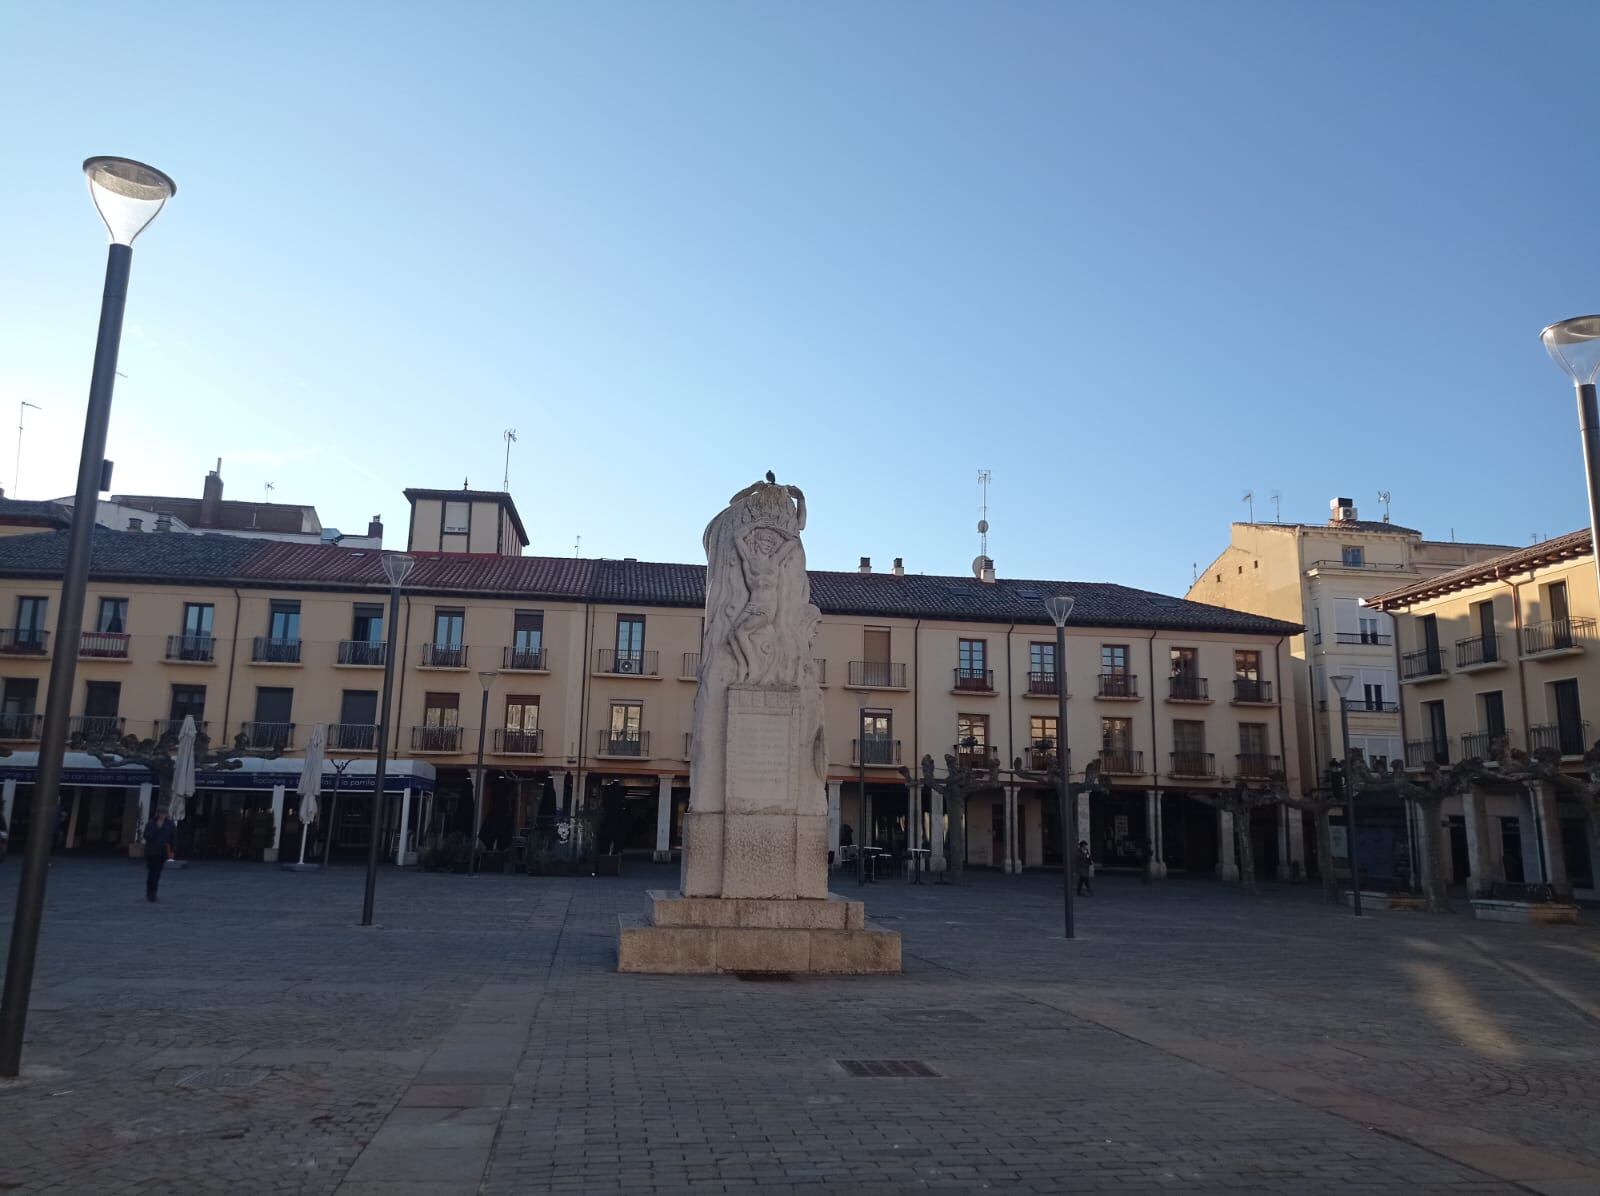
[617,476,901,974]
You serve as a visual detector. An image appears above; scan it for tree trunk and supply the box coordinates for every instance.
[1316,808,1338,902]
[1417,795,1450,912]
[1235,803,1258,896]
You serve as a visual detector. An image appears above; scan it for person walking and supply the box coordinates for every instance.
[1075,839,1094,896]
[143,808,175,902]
[1138,838,1153,884]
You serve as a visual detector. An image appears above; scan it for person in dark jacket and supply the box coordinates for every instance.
[1075,840,1094,896]
[143,809,175,902]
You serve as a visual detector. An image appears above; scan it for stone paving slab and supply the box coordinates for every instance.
[1,859,1598,1192]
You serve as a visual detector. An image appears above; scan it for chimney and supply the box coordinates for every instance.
[980,560,996,584]
[201,459,223,526]
[1330,496,1357,523]
[127,517,142,531]
[367,515,383,541]
[154,513,172,533]
[858,556,872,574]
[892,557,905,577]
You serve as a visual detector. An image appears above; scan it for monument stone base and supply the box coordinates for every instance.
[616,889,901,974]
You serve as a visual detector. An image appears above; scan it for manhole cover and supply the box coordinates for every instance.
[900,1009,982,1024]
[735,972,793,982]
[176,1068,269,1089]
[837,1059,941,1078]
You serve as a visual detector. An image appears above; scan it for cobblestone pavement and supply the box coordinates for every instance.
[1,859,1598,1193]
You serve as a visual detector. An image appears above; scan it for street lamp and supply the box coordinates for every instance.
[471,670,497,874]
[1044,594,1076,939]
[1330,673,1363,918]
[0,157,175,1078]
[361,551,415,926]
[1541,316,1600,600]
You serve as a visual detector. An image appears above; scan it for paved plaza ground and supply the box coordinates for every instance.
[1,860,1598,1194]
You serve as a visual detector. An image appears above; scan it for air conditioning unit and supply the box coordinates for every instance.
[616,657,636,674]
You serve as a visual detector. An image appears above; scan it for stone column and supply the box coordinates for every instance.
[1461,783,1495,897]
[930,787,945,872]
[134,781,151,848]
[1528,781,1568,890]
[3,778,16,842]
[1216,809,1239,881]
[1152,791,1167,877]
[826,781,842,857]
[65,791,82,850]
[1075,790,1091,856]
[654,773,674,862]
[1001,784,1015,873]
[1275,804,1292,881]
[265,784,285,863]
[1286,802,1305,880]
[396,787,413,865]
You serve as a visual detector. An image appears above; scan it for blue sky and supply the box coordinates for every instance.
[3,2,1598,592]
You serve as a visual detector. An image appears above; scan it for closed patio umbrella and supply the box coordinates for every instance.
[293,724,326,868]
[169,714,197,825]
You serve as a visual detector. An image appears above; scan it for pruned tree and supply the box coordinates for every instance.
[70,725,279,835]
[1281,781,1341,904]
[898,749,1002,882]
[1345,753,1471,913]
[1011,743,1109,864]
[1191,777,1284,896]
[1454,737,1600,896]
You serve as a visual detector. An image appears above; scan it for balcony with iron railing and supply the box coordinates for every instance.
[1521,617,1595,658]
[69,715,124,742]
[412,724,463,753]
[152,718,208,741]
[494,728,544,755]
[1306,559,1410,573]
[1027,742,1066,773]
[1236,753,1281,780]
[597,729,650,757]
[1460,730,1511,761]
[239,721,295,751]
[953,667,995,693]
[1400,648,1446,681]
[1167,675,1210,702]
[1405,738,1449,769]
[166,634,215,662]
[1097,673,1138,699]
[502,645,547,671]
[1169,751,1215,778]
[0,629,48,656]
[1529,721,1591,758]
[681,652,700,678]
[1231,678,1274,704]
[1455,634,1503,670]
[1320,698,1399,713]
[955,745,1000,770]
[337,640,386,667]
[1334,631,1393,645]
[847,660,907,689]
[79,631,129,659]
[252,637,301,664]
[1097,750,1144,775]
[420,642,467,669]
[328,724,379,752]
[1026,671,1059,696]
[852,737,902,767]
[682,731,693,760]
[813,658,828,686]
[0,712,40,740]
[598,648,659,676]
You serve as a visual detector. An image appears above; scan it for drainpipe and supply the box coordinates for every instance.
[577,597,594,808]
[1145,628,1158,785]
[221,588,242,742]
[1003,623,1016,769]
[1272,635,1289,788]
[1510,569,1532,746]
[911,618,921,783]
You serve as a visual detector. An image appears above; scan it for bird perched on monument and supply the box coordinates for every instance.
[765,470,775,483]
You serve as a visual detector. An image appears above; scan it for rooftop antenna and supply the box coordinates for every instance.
[502,428,517,492]
[1191,561,1198,585]
[574,534,581,558]
[264,481,275,503]
[1242,490,1254,524]
[1269,490,1281,523]
[1377,489,1392,524]
[14,401,40,498]
[976,469,991,561]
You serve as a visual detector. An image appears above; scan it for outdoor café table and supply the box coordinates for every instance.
[861,846,885,883]
[906,847,930,884]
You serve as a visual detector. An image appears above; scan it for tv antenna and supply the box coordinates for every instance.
[264,481,275,503]
[1242,490,1254,524]
[502,428,517,492]
[1377,489,1392,524]
[976,469,992,560]
[574,534,581,558]
[14,401,40,498]
[1269,490,1281,523]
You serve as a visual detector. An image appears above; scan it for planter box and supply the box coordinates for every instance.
[1470,899,1579,925]
[1342,890,1425,911]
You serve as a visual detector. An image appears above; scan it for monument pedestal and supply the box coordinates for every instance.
[617,889,901,974]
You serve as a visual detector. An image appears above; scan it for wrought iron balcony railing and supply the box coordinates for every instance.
[420,642,467,669]
[953,667,994,692]
[1334,631,1393,645]
[1097,673,1137,699]
[412,724,463,753]
[1027,744,1066,772]
[0,712,41,740]
[1097,750,1144,775]
[1521,617,1595,656]
[503,645,547,671]
[252,637,301,664]
[328,723,379,752]
[1529,721,1591,757]
[153,719,208,741]
[598,649,659,676]
[1320,698,1399,713]
[1400,648,1445,679]
[681,652,701,678]
[69,715,124,741]
[1169,751,1215,778]
[597,729,649,757]
[0,629,48,655]
[848,660,907,689]
[1026,671,1059,696]
[494,728,544,755]
[813,657,828,685]
[1168,675,1209,701]
[1460,730,1510,761]
[337,640,386,666]
[852,737,902,766]
[1235,753,1281,779]
[1232,678,1274,703]
[1405,738,1449,768]
[1455,634,1502,668]
[79,631,129,659]
[166,634,214,662]
[240,721,295,751]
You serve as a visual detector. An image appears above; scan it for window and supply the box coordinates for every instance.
[505,695,540,732]
[1551,678,1584,755]
[424,691,460,727]
[351,603,384,643]
[254,686,293,725]
[1169,647,1198,678]
[1479,691,1506,741]
[1312,607,1322,645]
[514,610,544,652]
[1173,720,1205,754]
[97,598,128,633]
[1358,615,1381,644]
[1419,613,1440,656]
[1341,545,1364,567]
[607,701,643,754]
[84,681,120,718]
[956,713,989,750]
[858,708,893,765]
[1475,600,1497,660]
[169,685,206,725]
[333,691,378,750]
[1424,700,1448,763]
[1234,650,1261,680]
[1101,645,1129,675]
[1239,723,1268,756]
[957,639,987,676]
[1362,680,1387,710]
[1029,641,1055,676]
[268,600,300,643]
[1029,715,1057,749]
[863,627,890,663]
[615,616,646,671]
[2,678,37,715]
[1101,717,1133,752]
[183,603,214,638]
[14,597,46,648]
[443,500,469,534]
[433,608,465,647]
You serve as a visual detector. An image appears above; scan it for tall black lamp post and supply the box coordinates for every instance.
[471,669,497,873]
[1540,317,1600,600]
[362,552,415,926]
[1044,594,1076,939]
[0,158,175,1078]
[1330,673,1363,918]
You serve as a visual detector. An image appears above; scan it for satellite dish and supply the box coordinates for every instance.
[977,519,989,534]
[972,555,992,578]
